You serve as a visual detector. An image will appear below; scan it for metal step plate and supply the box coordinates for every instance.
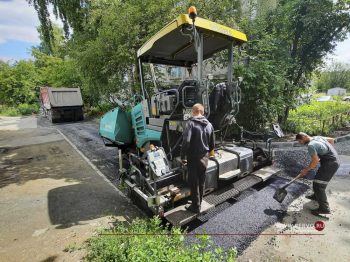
[219,169,241,181]
[233,175,263,192]
[252,166,280,181]
[204,184,240,206]
[164,200,214,226]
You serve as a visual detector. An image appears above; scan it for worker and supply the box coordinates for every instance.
[296,132,340,215]
[181,103,215,213]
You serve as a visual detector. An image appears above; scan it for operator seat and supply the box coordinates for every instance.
[177,79,198,108]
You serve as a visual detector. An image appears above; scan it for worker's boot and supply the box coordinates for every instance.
[312,183,330,215]
[311,207,330,215]
[185,204,200,213]
[305,192,317,201]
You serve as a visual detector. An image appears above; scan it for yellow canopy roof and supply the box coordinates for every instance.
[137,14,247,67]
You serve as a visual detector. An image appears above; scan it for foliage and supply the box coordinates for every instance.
[18,103,40,115]
[36,24,66,57]
[0,104,39,116]
[86,217,237,262]
[231,0,350,129]
[87,103,116,117]
[271,0,350,123]
[32,48,82,88]
[0,60,40,106]
[0,106,21,116]
[286,100,350,134]
[27,0,89,51]
[314,62,350,92]
[234,15,287,130]
[22,0,350,130]
[27,0,242,107]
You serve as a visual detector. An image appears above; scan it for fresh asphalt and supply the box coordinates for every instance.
[40,117,350,253]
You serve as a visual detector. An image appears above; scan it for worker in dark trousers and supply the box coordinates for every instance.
[181,103,215,213]
[296,132,340,215]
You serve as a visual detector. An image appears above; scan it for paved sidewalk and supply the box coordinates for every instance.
[0,122,142,261]
[0,116,37,131]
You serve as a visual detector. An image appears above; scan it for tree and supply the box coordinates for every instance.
[55,0,241,106]
[27,0,89,52]
[36,24,66,57]
[0,60,40,106]
[27,0,350,130]
[234,15,287,130]
[314,62,350,92]
[270,0,350,123]
[31,24,82,89]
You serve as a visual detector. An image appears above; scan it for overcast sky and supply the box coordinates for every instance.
[0,0,349,65]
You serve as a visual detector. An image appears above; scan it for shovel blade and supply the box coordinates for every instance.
[273,188,288,203]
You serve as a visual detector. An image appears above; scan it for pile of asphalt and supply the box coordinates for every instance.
[187,140,350,254]
[187,176,309,253]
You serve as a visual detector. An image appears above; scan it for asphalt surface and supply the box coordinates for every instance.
[38,117,119,182]
[38,117,350,254]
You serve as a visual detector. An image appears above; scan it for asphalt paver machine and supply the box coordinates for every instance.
[99,7,280,226]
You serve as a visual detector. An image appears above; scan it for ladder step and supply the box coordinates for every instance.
[219,169,241,180]
[164,200,214,226]
[204,184,240,206]
[252,166,280,181]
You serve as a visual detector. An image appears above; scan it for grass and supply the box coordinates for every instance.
[63,243,80,253]
[0,106,21,116]
[286,100,350,135]
[0,104,39,116]
[85,217,237,262]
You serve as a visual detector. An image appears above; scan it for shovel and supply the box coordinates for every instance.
[273,173,303,203]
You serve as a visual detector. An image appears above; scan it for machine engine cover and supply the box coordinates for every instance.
[146,147,170,178]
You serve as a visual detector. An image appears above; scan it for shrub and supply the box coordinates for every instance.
[0,105,20,116]
[85,217,237,262]
[286,101,350,135]
[17,103,39,115]
[0,104,39,116]
[87,103,116,117]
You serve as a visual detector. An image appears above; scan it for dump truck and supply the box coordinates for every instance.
[40,87,84,123]
[99,7,282,226]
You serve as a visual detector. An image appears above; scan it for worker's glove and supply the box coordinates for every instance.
[299,168,309,177]
[209,149,215,158]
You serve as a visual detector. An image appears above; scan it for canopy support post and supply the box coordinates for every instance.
[227,42,234,85]
[138,59,146,99]
[197,32,203,83]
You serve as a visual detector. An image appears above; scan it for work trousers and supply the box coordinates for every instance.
[313,160,339,210]
[187,155,208,209]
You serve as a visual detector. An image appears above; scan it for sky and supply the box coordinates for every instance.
[0,0,349,65]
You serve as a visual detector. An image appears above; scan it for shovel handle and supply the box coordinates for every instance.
[281,173,303,189]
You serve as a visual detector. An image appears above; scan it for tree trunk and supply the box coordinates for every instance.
[282,105,290,126]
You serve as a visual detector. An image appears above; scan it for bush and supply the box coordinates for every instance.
[87,103,117,117]
[0,105,20,116]
[17,103,39,115]
[286,101,350,135]
[85,217,237,262]
[0,104,39,116]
